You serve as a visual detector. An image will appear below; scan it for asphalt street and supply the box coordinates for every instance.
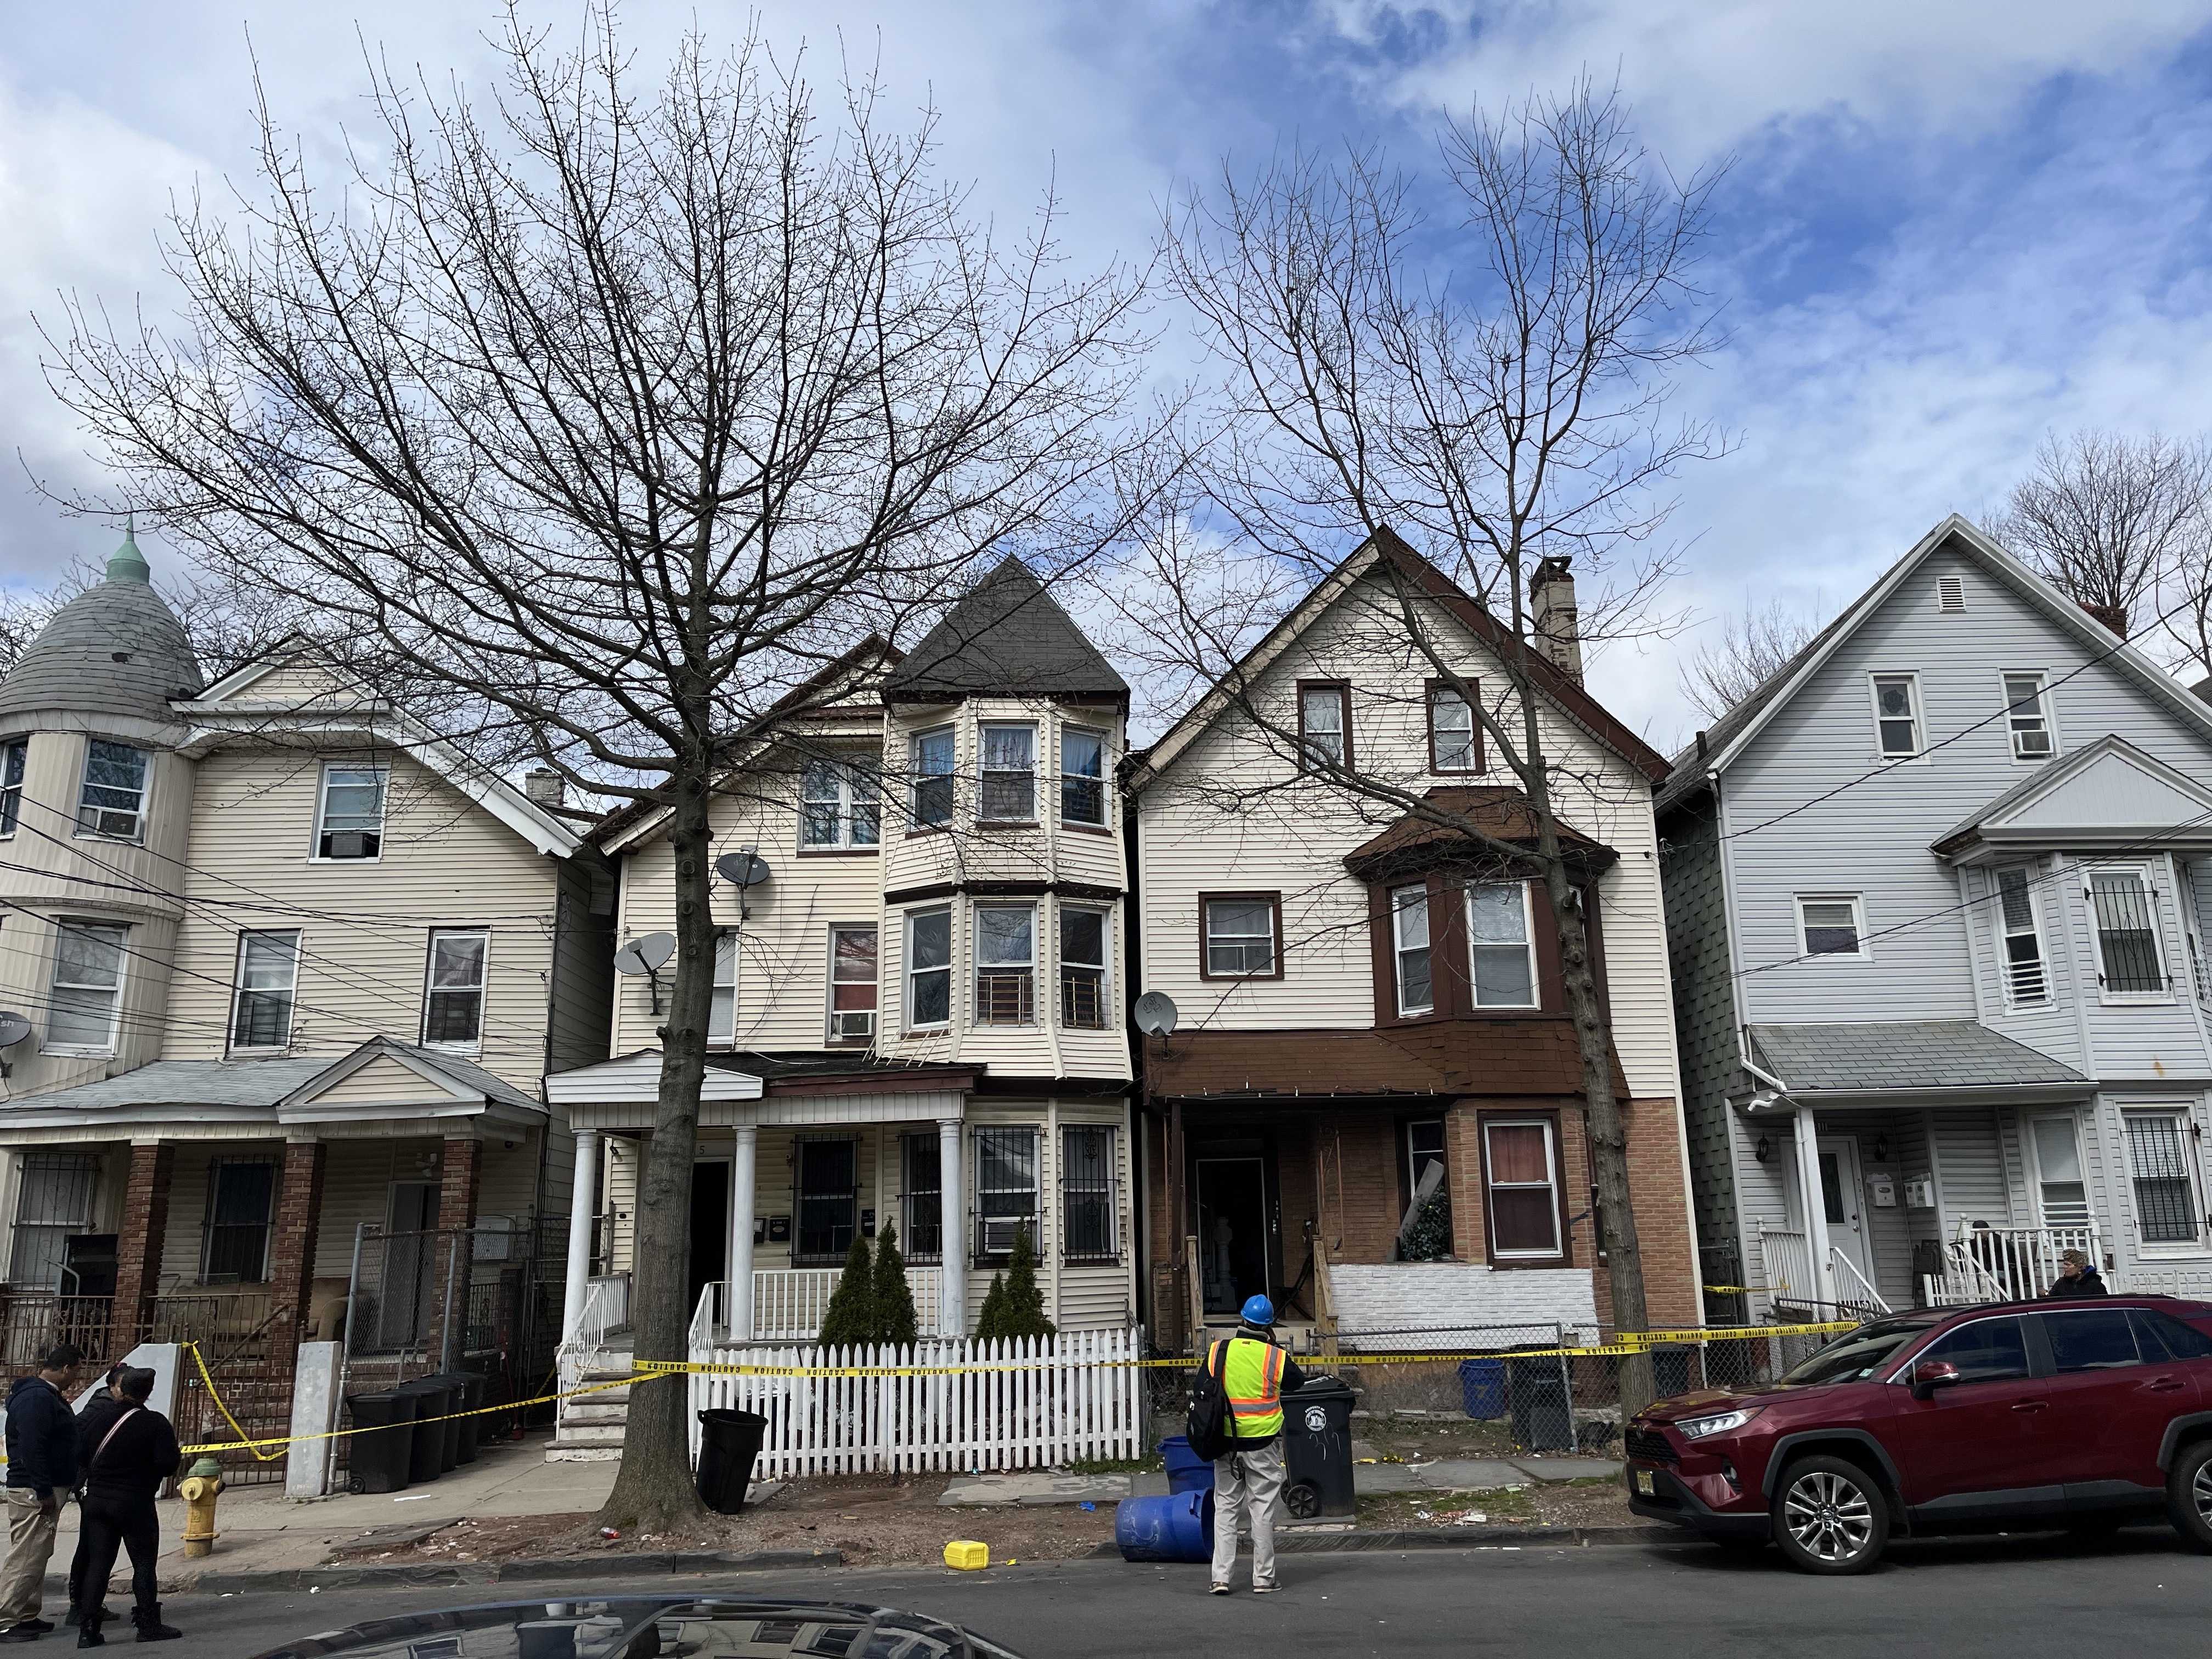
[160,1528,2212,1658]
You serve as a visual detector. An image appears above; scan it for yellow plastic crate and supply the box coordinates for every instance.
[943,1540,990,1571]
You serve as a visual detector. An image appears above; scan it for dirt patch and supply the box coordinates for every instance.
[324,1473,1115,1572]
[1357,1476,1633,1533]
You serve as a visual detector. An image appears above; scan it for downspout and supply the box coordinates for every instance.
[1739,1039,1836,1312]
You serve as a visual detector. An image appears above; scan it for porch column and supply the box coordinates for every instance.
[110,1141,175,1339]
[560,1131,600,1346]
[1791,1108,1837,1310]
[729,1125,758,1342]
[271,1139,328,1339]
[430,1136,482,1369]
[938,1115,966,1335]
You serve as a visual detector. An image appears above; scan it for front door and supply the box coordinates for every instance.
[377,1181,442,1349]
[689,1159,731,1320]
[1817,1136,1874,1293]
[1194,1156,1269,1317]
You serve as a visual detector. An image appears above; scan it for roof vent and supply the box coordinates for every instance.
[1937,575,1965,613]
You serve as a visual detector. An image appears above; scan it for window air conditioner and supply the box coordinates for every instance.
[832,1010,876,1041]
[328,831,370,859]
[982,1216,1025,1254]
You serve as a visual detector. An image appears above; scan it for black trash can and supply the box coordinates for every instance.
[1506,1357,1574,1453]
[1280,1375,1357,1519]
[345,1391,416,1495]
[398,1379,455,1485]
[695,1409,769,1515]
[428,1370,486,1465]
[1651,1346,1693,1402]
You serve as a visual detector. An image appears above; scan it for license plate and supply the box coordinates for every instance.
[1634,1470,1655,1495]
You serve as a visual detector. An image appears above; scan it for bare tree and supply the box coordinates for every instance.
[1136,81,1724,1410]
[1678,598,1818,723]
[44,12,1146,1529]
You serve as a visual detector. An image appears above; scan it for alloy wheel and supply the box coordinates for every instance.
[1783,1469,1876,1564]
[2192,1458,2212,1526]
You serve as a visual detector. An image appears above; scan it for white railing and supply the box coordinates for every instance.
[687,1328,1143,1476]
[1827,1249,1892,1317]
[1757,1228,1815,1309]
[577,1272,633,1347]
[749,1267,944,1343]
[1943,1224,2101,1302]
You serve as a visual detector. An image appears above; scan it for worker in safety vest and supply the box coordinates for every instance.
[1208,1295,1307,1595]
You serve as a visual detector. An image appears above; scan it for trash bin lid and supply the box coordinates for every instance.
[1290,1376,1356,1397]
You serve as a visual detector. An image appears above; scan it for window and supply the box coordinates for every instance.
[2041,1308,2145,1373]
[421,930,488,1048]
[229,930,301,1051]
[1871,674,1921,758]
[794,1136,859,1263]
[1484,1119,1561,1258]
[1061,727,1107,826]
[911,727,955,830]
[1406,1119,1447,1202]
[2003,673,2052,760]
[708,931,738,1043]
[975,1127,1039,1257]
[1996,868,2046,1003]
[799,756,881,849]
[828,927,878,1042]
[1060,907,1108,1028]
[1062,1126,1117,1260]
[2030,1115,2090,1228]
[1798,894,1864,958]
[1915,1316,2030,1383]
[0,740,24,836]
[900,1133,942,1260]
[201,1157,275,1283]
[1203,895,1279,978]
[1468,882,1537,1006]
[77,740,147,839]
[46,921,127,1053]
[1429,684,1479,773]
[1392,885,1433,1015]
[1298,684,1348,770]
[2131,1307,2212,1361]
[7,1153,98,1290]
[974,905,1036,1024]
[2091,871,2166,996]
[905,910,952,1030]
[2123,1110,2202,1247]
[978,724,1037,822]
[314,763,386,859]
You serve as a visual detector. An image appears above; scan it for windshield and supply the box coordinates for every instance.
[1776,1319,1936,1387]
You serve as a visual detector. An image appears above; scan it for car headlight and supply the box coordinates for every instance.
[1675,1407,1764,1441]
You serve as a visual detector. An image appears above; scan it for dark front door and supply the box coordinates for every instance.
[377,1182,442,1349]
[1887,1313,2058,1514]
[1195,1156,1269,1317]
[689,1160,730,1318]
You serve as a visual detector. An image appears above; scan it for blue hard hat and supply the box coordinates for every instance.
[1240,1294,1276,1327]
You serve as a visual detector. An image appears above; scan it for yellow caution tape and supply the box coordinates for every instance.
[185,1341,283,1463]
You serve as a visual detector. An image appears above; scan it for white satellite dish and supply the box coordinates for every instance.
[612,932,676,1014]
[1132,991,1178,1037]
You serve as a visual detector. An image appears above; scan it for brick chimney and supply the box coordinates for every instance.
[1530,556,1583,685]
[523,767,565,808]
[2078,600,2129,639]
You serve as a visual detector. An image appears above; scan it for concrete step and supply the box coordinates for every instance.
[562,1402,630,1425]
[552,1422,629,1448]
[545,1444,625,1463]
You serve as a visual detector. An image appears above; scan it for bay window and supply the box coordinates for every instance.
[2124,1110,2203,1249]
[974,905,1036,1024]
[911,727,955,830]
[2091,870,2167,997]
[77,740,148,840]
[1059,907,1108,1028]
[905,909,952,1030]
[979,725,1037,822]
[1468,882,1537,1007]
[1061,727,1107,826]
[1392,885,1432,1015]
[46,921,127,1054]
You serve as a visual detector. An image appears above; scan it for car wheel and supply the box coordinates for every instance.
[2164,1438,2212,1551]
[1770,1455,1889,1575]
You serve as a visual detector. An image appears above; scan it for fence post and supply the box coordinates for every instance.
[285,1342,343,1499]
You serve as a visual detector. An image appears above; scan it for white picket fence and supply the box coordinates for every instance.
[687,1328,1144,1478]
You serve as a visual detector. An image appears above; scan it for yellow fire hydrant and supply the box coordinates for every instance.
[178,1457,224,1559]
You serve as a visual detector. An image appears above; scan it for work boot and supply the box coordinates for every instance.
[129,1605,181,1644]
[77,1607,104,1647]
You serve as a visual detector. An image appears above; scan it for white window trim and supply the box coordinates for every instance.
[420,927,491,1052]
[1867,672,1925,761]
[708,929,740,1045]
[1484,1118,1563,1260]
[1392,884,1434,1016]
[309,760,390,864]
[0,737,27,839]
[1059,1123,1120,1262]
[227,928,303,1054]
[2118,1103,2210,1259]
[977,723,1040,824]
[972,901,1039,1026]
[75,739,150,843]
[798,755,881,851]
[2027,1111,2091,1231]
[910,726,957,831]
[1059,725,1109,827]
[2087,864,2174,1006]
[1999,670,2056,764]
[42,919,128,1058]
[826,923,879,1044]
[1429,686,1478,775]
[1994,866,2048,1008]
[1057,902,1111,1030]
[1796,892,1870,963]
[1466,881,1540,1008]
[904,907,953,1033]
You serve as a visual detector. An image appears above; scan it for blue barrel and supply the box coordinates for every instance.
[1458,1358,1507,1420]
[1159,1435,1215,1494]
[1114,1489,1214,1562]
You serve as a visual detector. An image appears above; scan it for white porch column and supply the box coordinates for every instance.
[561,1130,601,1345]
[1792,1107,1837,1310]
[729,1124,759,1343]
[938,1114,967,1335]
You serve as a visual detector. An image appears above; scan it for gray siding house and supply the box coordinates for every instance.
[1662,515,2212,1319]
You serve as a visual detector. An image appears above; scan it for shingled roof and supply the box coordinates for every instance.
[1341,786,1614,881]
[0,527,202,730]
[882,556,1126,705]
[1747,1021,2086,1092]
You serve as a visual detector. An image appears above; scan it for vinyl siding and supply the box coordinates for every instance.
[1658,787,1745,1283]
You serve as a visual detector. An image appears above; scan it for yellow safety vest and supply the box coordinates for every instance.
[1211,1337,1285,1441]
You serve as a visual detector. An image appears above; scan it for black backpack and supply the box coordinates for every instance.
[1186,1340,1239,1462]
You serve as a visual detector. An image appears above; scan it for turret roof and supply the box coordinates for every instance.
[0,526,201,729]
[882,556,1126,705]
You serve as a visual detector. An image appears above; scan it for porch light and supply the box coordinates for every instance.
[1872,1135,1889,1163]
[1754,1136,1772,1163]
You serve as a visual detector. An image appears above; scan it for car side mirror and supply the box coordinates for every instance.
[1910,1359,1961,1402]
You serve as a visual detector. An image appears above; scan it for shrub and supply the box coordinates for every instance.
[977,1221,1056,1340]
[872,1221,919,1347]
[816,1233,876,1348]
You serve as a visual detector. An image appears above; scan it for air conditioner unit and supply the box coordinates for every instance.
[832,1010,876,1041]
[982,1216,1027,1254]
[326,830,372,859]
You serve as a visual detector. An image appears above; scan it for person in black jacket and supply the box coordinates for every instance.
[0,1342,83,1643]
[70,1368,180,1647]
[2046,1250,2112,1299]
[63,1368,129,1631]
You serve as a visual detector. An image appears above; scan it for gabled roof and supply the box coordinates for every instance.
[1931,735,2212,861]
[1126,527,1669,793]
[882,556,1126,706]
[281,1036,544,1119]
[1748,1021,2086,1093]
[1658,515,2212,814]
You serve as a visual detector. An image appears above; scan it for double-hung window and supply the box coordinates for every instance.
[828,927,878,1042]
[2031,1116,2091,1229]
[1061,727,1107,826]
[708,931,739,1043]
[7,1153,98,1290]
[1798,894,1865,958]
[900,1132,942,1260]
[1203,896,1279,978]
[974,905,1036,1024]
[1299,684,1348,770]
[1485,1119,1562,1259]
[905,909,952,1030]
[1061,1126,1117,1260]
[1996,868,2047,1004]
[46,921,127,1053]
[799,756,881,849]
[794,1135,859,1263]
[1871,674,1921,758]
[230,930,302,1051]
[976,1126,1040,1257]
[1468,882,1537,1007]
[979,725,1037,822]
[2123,1110,2203,1249]
[77,740,148,840]
[0,739,25,836]
[1059,907,1108,1028]
[422,929,488,1048]
[2090,870,2167,997]
[202,1156,276,1283]
[2004,673,2053,760]
[911,727,955,830]
[1429,685,1479,773]
[1392,885,1433,1015]
[315,763,386,859]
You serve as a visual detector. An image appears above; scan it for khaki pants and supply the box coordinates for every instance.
[1210,1441,1285,1589]
[0,1488,59,1629]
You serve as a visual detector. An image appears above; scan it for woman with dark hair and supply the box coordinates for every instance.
[70,1369,180,1646]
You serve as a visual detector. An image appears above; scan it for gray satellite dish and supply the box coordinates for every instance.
[1132,991,1178,1037]
[612,933,676,1014]
[715,850,771,888]
[0,1013,30,1049]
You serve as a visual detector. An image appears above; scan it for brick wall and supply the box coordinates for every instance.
[271,1140,328,1337]
[111,1142,176,1327]
[425,1136,482,1367]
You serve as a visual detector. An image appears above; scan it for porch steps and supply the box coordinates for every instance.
[549,1365,634,1464]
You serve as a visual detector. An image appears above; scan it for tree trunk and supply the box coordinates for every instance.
[597,771,715,1530]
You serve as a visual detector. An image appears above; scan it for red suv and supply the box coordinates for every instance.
[1624,1296,2212,1573]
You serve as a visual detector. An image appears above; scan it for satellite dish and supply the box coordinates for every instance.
[1133,991,1178,1037]
[715,850,771,888]
[612,933,676,1015]
[0,1013,30,1049]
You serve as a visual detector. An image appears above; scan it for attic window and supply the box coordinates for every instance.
[1937,575,1966,613]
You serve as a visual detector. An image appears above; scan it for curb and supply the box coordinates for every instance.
[174,1548,845,1595]
[1084,1522,1680,1559]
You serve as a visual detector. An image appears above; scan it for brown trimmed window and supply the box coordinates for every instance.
[1484,1118,1563,1260]
[1298,683,1349,770]
[1203,894,1281,978]
[1391,885,1432,1015]
[1428,682,1479,773]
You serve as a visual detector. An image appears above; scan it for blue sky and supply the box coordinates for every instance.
[3,1,2211,747]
